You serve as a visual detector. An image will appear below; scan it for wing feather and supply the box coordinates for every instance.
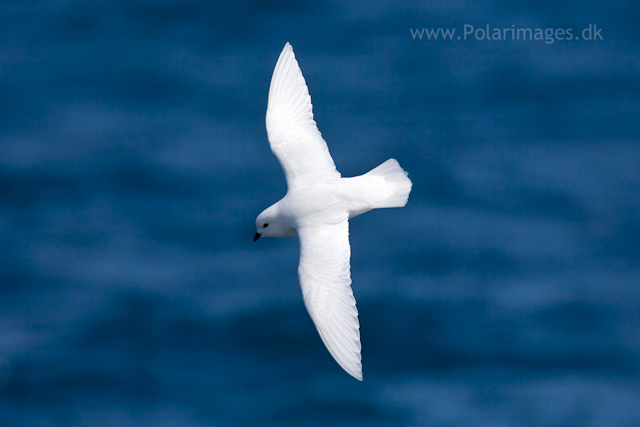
[266,43,341,189]
[297,220,362,380]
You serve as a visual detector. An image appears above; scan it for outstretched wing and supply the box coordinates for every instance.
[266,43,341,190]
[297,220,362,380]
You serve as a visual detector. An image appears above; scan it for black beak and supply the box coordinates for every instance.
[253,232,262,242]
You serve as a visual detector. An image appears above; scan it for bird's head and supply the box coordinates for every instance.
[254,205,296,241]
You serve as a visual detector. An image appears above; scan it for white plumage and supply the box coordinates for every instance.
[255,43,412,380]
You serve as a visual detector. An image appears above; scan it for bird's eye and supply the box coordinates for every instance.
[263,223,269,228]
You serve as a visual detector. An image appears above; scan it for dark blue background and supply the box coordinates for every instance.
[1,1,639,425]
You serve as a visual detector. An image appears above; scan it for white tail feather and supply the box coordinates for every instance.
[345,159,412,219]
[363,159,412,209]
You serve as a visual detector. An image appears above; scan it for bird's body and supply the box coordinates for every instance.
[255,43,412,380]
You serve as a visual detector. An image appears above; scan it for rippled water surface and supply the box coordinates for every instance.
[1,1,639,425]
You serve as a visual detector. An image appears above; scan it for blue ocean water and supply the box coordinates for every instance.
[1,1,639,425]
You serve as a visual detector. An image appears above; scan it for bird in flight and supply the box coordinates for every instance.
[254,43,412,380]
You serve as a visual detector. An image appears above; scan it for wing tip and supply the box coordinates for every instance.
[341,357,363,381]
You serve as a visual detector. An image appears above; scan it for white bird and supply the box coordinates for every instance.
[254,43,412,380]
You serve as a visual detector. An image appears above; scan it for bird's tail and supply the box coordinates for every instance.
[346,159,412,219]
[363,159,412,209]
